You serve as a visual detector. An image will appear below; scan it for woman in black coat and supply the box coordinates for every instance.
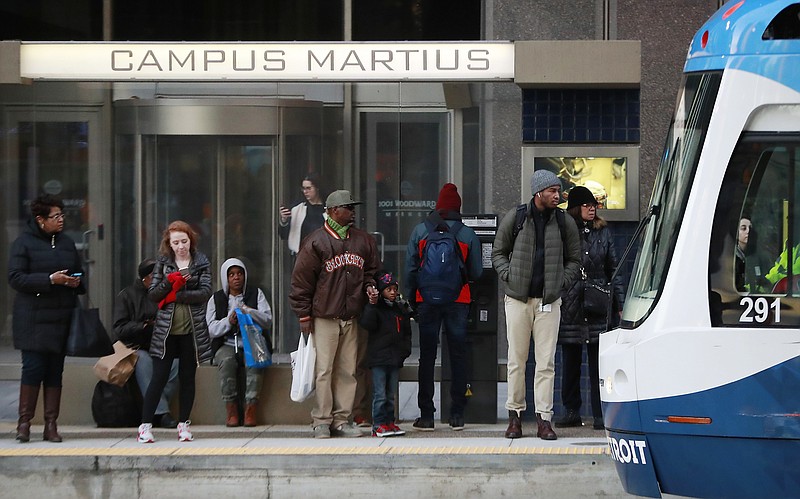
[555,186,625,430]
[8,194,85,443]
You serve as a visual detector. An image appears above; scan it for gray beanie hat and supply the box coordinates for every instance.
[530,170,562,195]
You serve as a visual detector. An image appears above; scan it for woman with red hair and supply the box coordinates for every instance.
[138,220,212,443]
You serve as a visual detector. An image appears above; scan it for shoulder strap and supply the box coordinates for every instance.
[512,203,528,238]
[555,209,568,262]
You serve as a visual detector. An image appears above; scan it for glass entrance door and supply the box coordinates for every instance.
[359,111,451,284]
[114,97,327,353]
[1,108,110,343]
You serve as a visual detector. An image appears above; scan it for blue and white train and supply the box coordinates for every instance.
[599,1,800,497]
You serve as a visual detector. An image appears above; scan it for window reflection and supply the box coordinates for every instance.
[709,137,800,326]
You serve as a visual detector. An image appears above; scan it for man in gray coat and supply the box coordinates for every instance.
[492,170,581,440]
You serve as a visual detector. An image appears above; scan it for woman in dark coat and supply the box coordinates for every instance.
[555,186,625,430]
[138,220,212,444]
[8,194,84,442]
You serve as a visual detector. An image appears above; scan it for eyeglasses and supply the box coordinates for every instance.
[47,213,66,220]
[581,204,597,209]
[337,205,356,212]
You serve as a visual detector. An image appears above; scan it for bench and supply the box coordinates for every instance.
[2,358,506,426]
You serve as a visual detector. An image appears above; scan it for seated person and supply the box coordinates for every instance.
[113,258,179,428]
[206,258,273,427]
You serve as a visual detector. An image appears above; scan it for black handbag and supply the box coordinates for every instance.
[583,280,611,315]
[66,303,114,357]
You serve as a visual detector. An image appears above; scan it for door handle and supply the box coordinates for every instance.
[370,231,385,262]
[82,229,95,265]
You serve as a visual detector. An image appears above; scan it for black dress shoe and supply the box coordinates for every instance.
[158,413,178,428]
[593,417,604,430]
[554,409,583,428]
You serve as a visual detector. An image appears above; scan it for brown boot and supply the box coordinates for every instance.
[536,413,557,440]
[243,402,258,427]
[505,410,522,439]
[43,386,63,442]
[225,402,240,427]
[16,384,40,443]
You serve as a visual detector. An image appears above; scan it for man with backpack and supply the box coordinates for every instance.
[404,183,482,431]
[492,170,581,440]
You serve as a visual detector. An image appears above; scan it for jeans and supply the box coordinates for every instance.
[417,302,469,419]
[134,350,179,416]
[20,350,65,387]
[371,365,399,426]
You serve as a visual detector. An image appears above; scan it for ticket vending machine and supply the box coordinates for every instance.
[441,214,498,424]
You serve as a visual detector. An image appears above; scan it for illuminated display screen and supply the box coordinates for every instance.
[522,146,640,221]
[533,156,627,211]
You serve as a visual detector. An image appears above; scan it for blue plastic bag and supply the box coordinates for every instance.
[235,309,272,368]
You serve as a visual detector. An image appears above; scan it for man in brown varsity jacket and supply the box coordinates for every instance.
[289,189,381,439]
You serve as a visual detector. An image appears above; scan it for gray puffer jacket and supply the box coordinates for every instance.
[492,203,582,304]
[148,251,213,364]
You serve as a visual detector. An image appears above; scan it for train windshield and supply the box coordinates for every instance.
[621,72,721,326]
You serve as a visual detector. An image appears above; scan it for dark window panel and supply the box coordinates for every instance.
[113,0,342,41]
[353,0,480,41]
[1,0,103,40]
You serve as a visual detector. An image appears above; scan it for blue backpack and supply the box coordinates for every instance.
[417,217,466,304]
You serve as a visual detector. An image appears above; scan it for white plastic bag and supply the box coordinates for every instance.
[290,333,316,402]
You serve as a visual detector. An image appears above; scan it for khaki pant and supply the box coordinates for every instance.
[504,296,561,421]
[311,317,359,428]
[352,324,372,420]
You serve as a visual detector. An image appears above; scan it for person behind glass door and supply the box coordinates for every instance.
[112,258,180,429]
[553,186,624,431]
[138,220,212,444]
[8,194,84,443]
[279,173,327,254]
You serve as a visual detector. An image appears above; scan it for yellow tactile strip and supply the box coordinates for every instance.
[0,445,609,457]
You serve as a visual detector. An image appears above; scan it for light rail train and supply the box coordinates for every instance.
[599,1,800,497]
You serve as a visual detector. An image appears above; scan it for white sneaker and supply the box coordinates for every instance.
[138,423,154,443]
[177,420,193,442]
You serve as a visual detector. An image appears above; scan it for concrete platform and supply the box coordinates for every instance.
[0,423,626,499]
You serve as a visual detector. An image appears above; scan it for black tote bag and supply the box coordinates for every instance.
[66,303,114,357]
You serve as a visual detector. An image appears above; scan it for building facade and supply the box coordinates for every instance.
[1,0,722,357]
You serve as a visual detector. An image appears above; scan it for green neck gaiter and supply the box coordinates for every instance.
[326,217,350,239]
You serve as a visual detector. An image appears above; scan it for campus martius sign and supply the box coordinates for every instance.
[19,42,515,82]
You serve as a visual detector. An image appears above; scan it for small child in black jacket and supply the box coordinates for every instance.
[359,271,413,437]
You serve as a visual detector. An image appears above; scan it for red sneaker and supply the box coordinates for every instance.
[372,424,395,437]
[354,416,372,428]
[389,423,405,436]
